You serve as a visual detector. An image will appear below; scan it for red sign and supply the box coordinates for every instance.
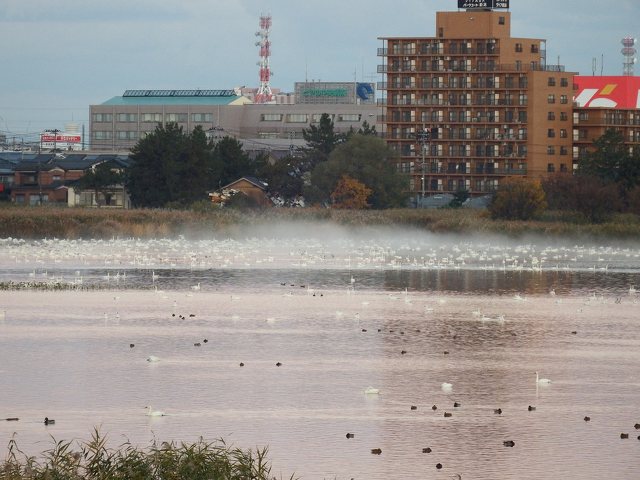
[574,76,640,109]
[40,134,82,143]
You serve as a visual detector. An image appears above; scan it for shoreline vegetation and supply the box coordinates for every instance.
[0,431,293,480]
[0,205,639,240]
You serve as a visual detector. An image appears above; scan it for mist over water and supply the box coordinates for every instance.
[1,226,639,479]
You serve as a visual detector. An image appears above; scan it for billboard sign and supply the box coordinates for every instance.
[458,0,509,8]
[40,133,83,151]
[574,76,640,109]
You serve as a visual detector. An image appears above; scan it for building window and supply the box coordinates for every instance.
[548,112,556,120]
[515,43,523,53]
[94,131,113,140]
[117,113,137,122]
[30,194,48,205]
[192,113,213,122]
[261,113,283,121]
[559,129,568,138]
[531,44,539,53]
[547,146,556,155]
[560,95,568,104]
[548,77,556,86]
[15,194,25,204]
[560,147,568,156]
[547,163,555,173]
[547,129,555,138]
[518,111,528,123]
[561,78,569,87]
[578,112,589,121]
[165,113,188,123]
[560,112,569,121]
[518,94,528,106]
[286,114,308,123]
[547,94,556,104]
[93,113,112,122]
[141,113,162,123]
[499,16,505,25]
[117,131,138,140]
[338,114,361,122]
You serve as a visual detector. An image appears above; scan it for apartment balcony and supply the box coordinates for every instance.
[408,166,527,176]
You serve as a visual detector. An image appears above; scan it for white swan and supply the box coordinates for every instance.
[535,371,551,385]
[441,382,453,392]
[145,406,166,417]
[364,386,380,394]
[146,355,161,363]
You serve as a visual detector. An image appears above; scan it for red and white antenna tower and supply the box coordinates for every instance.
[255,14,274,104]
[621,36,637,76]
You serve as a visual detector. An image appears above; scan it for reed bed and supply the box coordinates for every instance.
[0,430,294,480]
[0,205,639,240]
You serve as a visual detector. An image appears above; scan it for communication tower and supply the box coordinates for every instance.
[621,37,637,76]
[255,14,274,104]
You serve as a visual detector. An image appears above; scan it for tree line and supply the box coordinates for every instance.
[123,114,408,209]
[490,129,640,222]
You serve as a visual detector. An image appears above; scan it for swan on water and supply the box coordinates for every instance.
[146,355,160,363]
[441,382,453,392]
[364,387,380,394]
[535,371,551,384]
[145,406,166,417]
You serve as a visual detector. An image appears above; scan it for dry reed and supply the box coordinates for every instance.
[0,205,638,240]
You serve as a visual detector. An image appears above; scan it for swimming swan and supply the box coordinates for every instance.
[364,387,380,394]
[145,406,166,417]
[535,372,551,384]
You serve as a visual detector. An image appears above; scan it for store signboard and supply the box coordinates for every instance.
[40,133,82,150]
[457,0,509,8]
[574,76,640,109]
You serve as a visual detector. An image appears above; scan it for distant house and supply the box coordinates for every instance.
[67,156,131,208]
[209,176,272,207]
[10,153,131,207]
[0,154,20,199]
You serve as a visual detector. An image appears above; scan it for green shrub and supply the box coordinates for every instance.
[0,430,295,480]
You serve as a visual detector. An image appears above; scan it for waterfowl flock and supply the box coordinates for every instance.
[0,235,639,479]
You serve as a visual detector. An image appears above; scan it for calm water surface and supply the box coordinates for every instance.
[1,234,639,479]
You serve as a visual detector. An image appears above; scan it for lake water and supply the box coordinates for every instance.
[1,230,639,479]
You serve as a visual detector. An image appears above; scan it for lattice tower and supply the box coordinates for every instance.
[255,14,274,103]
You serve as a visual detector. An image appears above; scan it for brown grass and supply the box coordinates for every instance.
[0,205,638,240]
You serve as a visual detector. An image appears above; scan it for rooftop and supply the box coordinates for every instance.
[100,89,251,106]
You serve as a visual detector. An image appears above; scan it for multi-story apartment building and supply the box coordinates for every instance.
[378,7,576,202]
[573,76,640,164]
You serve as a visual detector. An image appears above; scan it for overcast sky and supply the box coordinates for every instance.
[0,0,638,140]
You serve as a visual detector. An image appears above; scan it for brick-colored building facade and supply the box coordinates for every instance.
[378,9,576,202]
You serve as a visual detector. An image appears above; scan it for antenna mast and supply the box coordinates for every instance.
[255,14,274,104]
[621,36,637,76]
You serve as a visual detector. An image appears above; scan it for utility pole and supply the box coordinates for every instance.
[39,128,61,205]
[416,125,431,208]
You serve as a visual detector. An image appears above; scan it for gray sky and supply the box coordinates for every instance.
[0,0,638,141]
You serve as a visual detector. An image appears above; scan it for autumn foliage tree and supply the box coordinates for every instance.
[330,175,373,209]
[489,178,547,220]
